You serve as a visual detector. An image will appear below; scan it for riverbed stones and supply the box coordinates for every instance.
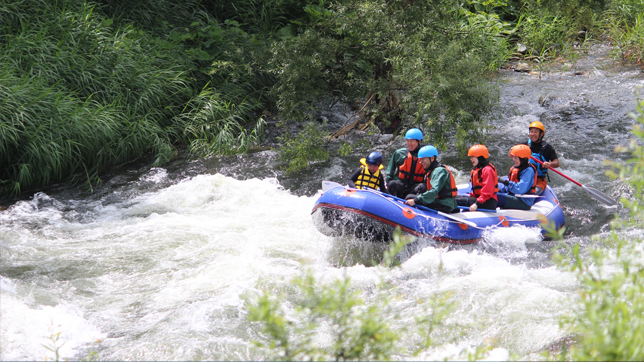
[515,62,531,72]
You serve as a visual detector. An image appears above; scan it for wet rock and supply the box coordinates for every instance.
[515,62,531,72]
[517,43,527,54]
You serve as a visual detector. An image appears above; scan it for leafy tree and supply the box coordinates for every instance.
[269,0,512,149]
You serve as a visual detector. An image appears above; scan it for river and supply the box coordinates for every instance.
[1,44,643,360]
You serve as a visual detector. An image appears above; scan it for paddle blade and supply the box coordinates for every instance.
[322,180,344,192]
[583,185,618,206]
[514,194,540,198]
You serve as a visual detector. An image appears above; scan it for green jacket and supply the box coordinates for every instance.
[414,161,457,210]
[386,147,420,183]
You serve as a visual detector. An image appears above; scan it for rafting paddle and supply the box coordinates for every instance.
[322,180,344,192]
[530,157,617,206]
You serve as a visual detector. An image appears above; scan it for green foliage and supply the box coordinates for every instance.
[542,219,567,240]
[278,122,329,173]
[414,291,455,355]
[605,0,644,25]
[551,96,644,361]
[269,0,510,149]
[604,4,644,65]
[515,12,578,58]
[209,0,312,37]
[338,142,353,156]
[0,0,190,194]
[181,88,266,157]
[3,0,642,195]
[0,0,270,196]
[248,271,399,361]
[525,0,606,25]
[42,320,65,362]
[248,228,460,360]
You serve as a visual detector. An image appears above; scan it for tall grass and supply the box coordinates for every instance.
[604,0,644,64]
[0,0,191,194]
[180,88,265,156]
[0,0,270,196]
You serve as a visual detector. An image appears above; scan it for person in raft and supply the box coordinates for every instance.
[347,151,388,193]
[509,121,559,195]
[497,144,537,210]
[404,145,458,213]
[456,144,498,211]
[385,128,426,198]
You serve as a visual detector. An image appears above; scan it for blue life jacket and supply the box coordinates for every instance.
[527,139,549,178]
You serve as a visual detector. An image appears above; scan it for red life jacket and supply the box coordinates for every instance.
[470,163,499,197]
[509,163,537,194]
[398,151,425,183]
[426,165,458,199]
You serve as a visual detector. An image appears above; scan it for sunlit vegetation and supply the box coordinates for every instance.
[0,0,269,195]
[604,0,644,64]
[247,230,457,360]
[1,0,642,194]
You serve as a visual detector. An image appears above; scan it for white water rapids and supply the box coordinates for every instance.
[2,44,643,360]
[2,172,579,360]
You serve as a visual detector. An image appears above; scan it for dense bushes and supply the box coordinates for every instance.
[269,0,510,146]
[1,1,191,193]
[0,0,267,195]
[1,0,642,195]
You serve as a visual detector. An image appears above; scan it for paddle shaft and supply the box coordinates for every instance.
[457,206,497,213]
[529,156,617,206]
[530,157,582,186]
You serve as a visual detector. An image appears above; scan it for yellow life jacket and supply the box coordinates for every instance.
[356,158,384,190]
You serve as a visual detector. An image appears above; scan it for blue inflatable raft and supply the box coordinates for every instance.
[312,181,565,244]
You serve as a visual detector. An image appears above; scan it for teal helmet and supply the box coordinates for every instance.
[418,145,438,159]
[404,128,423,141]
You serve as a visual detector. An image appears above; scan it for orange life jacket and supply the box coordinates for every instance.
[398,152,425,183]
[470,163,499,197]
[426,165,458,199]
[509,163,537,194]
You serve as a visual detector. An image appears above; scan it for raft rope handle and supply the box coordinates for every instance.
[359,188,482,229]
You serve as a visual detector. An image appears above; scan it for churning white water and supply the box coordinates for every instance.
[3,44,642,360]
[1,172,580,360]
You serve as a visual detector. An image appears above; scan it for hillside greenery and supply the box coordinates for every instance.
[1,0,643,195]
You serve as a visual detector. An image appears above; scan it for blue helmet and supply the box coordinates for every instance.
[405,128,423,141]
[366,151,383,165]
[418,145,438,159]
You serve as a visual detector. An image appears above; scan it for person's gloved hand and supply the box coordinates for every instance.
[498,176,510,186]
